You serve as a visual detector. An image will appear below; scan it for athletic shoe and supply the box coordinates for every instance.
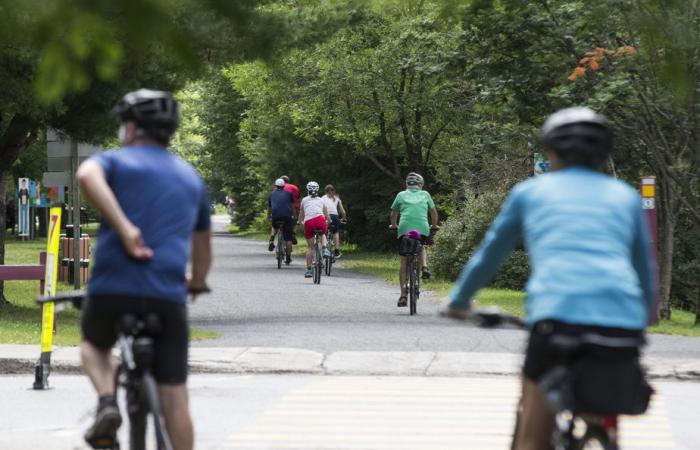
[285,256,292,265]
[397,296,408,307]
[304,268,313,278]
[333,249,341,258]
[421,266,432,279]
[323,248,331,258]
[268,240,275,252]
[84,396,122,449]
[292,236,298,245]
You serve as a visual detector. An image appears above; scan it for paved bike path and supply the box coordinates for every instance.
[189,216,700,361]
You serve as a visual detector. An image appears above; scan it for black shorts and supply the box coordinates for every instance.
[523,320,650,415]
[81,295,189,384]
[272,216,295,242]
[523,320,643,381]
[328,214,342,234]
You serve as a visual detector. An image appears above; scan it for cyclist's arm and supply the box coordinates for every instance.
[190,229,212,291]
[390,210,399,228]
[338,202,347,220]
[449,190,523,310]
[631,203,657,324]
[77,159,152,260]
[297,207,305,224]
[429,207,438,228]
[323,205,330,222]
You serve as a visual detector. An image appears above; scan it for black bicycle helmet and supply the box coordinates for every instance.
[405,172,424,187]
[540,106,613,168]
[112,89,179,143]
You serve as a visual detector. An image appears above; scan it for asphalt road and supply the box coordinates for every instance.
[190,217,700,359]
[2,374,698,450]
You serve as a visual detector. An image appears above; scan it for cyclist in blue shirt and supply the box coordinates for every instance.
[268,178,295,264]
[443,107,656,450]
[77,89,211,450]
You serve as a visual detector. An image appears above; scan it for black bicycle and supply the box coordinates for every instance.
[444,307,648,450]
[274,221,288,269]
[397,235,422,315]
[37,289,208,450]
[311,229,324,284]
[324,230,334,276]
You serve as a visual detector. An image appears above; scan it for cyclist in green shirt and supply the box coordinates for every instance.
[390,173,439,307]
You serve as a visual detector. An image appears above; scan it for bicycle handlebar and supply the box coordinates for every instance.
[37,286,212,308]
[440,306,526,329]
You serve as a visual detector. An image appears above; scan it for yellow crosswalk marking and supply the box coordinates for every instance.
[228,376,676,449]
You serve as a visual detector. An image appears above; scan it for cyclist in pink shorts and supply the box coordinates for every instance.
[297,181,331,277]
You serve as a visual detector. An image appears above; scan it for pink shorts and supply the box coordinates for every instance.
[304,215,328,239]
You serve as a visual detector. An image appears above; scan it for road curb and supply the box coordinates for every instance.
[2,346,699,380]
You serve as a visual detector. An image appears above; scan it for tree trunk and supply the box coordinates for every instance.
[0,114,38,303]
[695,275,700,326]
[657,176,676,320]
[0,172,7,304]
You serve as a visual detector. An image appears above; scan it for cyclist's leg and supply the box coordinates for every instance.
[514,378,554,450]
[283,218,294,256]
[399,255,408,296]
[159,384,193,450]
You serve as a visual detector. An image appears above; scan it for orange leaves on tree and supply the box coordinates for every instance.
[613,46,636,58]
[567,45,635,81]
[567,66,587,81]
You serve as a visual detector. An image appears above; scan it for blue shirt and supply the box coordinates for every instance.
[87,145,210,304]
[449,167,656,330]
[268,188,294,218]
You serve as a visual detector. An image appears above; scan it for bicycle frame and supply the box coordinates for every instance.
[37,293,176,450]
[275,222,286,269]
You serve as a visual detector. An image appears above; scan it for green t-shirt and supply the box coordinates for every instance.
[390,188,435,237]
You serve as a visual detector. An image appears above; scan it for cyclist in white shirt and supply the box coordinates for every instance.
[297,181,331,278]
[322,184,347,258]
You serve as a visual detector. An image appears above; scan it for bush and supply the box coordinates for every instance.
[429,188,529,290]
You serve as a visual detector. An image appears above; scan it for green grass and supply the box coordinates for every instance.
[0,237,220,345]
[341,249,700,337]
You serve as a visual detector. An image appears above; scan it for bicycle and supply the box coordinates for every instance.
[325,218,347,276]
[274,220,288,269]
[324,231,334,276]
[311,229,324,284]
[444,307,649,450]
[37,288,209,450]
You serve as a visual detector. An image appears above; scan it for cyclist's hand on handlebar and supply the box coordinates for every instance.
[430,224,440,231]
[438,305,472,321]
[388,224,398,230]
[187,279,211,302]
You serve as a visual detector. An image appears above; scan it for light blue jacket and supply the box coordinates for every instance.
[449,167,656,330]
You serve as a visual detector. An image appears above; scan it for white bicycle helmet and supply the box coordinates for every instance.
[275,178,285,187]
[306,181,320,195]
[405,172,424,187]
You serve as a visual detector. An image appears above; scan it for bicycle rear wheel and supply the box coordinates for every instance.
[127,381,148,450]
[325,241,333,276]
[409,256,418,315]
[143,373,174,450]
[313,239,322,284]
[572,426,617,450]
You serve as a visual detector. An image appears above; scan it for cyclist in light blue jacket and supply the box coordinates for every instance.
[445,107,656,450]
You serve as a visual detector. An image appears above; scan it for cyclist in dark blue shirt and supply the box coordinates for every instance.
[268,178,295,264]
[77,89,211,450]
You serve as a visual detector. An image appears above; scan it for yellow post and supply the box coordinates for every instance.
[33,207,62,390]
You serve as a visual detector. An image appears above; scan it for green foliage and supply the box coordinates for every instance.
[430,188,529,290]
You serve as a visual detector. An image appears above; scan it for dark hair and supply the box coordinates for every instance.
[280,175,290,183]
